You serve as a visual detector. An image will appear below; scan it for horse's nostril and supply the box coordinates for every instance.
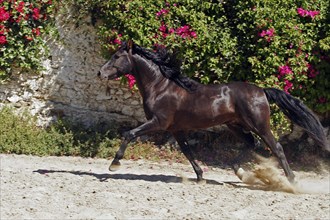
[97,71,101,77]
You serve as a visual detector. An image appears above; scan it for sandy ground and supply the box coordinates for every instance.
[0,154,329,219]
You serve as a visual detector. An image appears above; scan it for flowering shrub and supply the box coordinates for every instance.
[78,0,329,115]
[0,0,55,80]
[233,0,330,113]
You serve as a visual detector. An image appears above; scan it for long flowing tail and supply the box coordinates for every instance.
[264,88,329,151]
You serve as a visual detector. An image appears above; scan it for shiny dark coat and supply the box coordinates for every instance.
[98,41,328,183]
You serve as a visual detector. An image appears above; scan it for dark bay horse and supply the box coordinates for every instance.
[98,40,328,183]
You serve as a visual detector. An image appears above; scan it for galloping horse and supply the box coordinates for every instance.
[98,40,328,183]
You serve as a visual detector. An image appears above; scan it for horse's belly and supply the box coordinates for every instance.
[168,112,235,131]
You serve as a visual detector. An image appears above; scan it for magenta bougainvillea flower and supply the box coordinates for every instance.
[110,33,122,45]
[16,1,25,13]
[175,25,197,38]
[156,8,169,17]
[113,38,121,45]
[0,35,7,44]
[158,23,197,39]
[318,97,327,104]
[159,23,167,33]
[32,8,40,20]
[0,6,10,21]
[259,28,275,37]
[278,65,293,78]
[307,63,319,78]
[125,74,136,89]
[32,27,40,36]
[258,28,275,42]
[283,80,293,94]
[297,8,320,18]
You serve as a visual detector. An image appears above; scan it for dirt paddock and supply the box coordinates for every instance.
[0,154,329,219]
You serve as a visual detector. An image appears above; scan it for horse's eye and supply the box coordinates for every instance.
[114,55,119,59]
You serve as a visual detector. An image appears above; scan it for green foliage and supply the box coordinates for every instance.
[0,0,57,80]
[0,107,186,161]
[0,107,119,157]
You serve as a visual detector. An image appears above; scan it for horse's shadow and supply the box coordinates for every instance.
[33,169,223,185]
[33,169,292,192]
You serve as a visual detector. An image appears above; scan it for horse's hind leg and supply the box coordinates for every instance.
[227,124,258,171]
[257,129,295,183]
[172,131,204,182]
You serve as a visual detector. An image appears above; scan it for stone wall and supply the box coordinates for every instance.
[0,12,145,128]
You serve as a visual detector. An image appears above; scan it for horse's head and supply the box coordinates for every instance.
[98,40,134,80]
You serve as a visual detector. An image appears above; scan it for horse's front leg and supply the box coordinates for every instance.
[172,131,204,183]
[109,117,161,171]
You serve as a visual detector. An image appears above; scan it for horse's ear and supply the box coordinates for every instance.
[127,39,134,51]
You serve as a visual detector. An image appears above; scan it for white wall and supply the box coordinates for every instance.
[0,13,145,128]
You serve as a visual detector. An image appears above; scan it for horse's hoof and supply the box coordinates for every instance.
[232,164,240,173]
[197,178,206,185]
[288,177,296,185]
[109,161,121,171]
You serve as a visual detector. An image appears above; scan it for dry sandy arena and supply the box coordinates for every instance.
[0,154,329,219]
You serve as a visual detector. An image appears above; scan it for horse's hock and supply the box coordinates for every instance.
[0,14,145,128]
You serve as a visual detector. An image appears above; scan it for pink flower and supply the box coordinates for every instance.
[0,7,10,21]
[176,25,197,39]
[113,38,121,45]
[32,8,40,20]
[159,23,167,33]
[318,97,327,104]
[297,7,320,19]
[125,74,136,89]
[259,28,275,37]
[153,43,165,49]
[0,25,5,35]
[284,80,293,94]
[111,33,122,45]
[176,25,190,35]
[25,35,33,41]
[16,1,25,13]
[32,28,40,36]
[169,28,175,34]
[0,35,7,44]
[259,28,275,42]
[297,8,308,17]
[278,65,293,78]
[308,10,320,18]
[161,32,168,38]
[266,28,274,37]
[156,8,169,17]
[190,31,197,38]
[307,64,319,78]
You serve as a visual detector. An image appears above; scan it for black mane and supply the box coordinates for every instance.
[122,42,198,92]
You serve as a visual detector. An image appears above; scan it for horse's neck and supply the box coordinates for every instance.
[133,55,168,97]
